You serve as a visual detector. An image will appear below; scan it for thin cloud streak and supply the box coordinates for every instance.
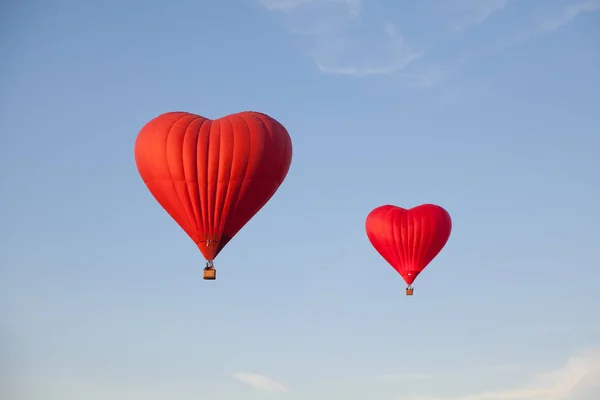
[258,0,509,86]
[451,0,512,31]
[260,0,423,77]
[261,0,600,92]
[232,372,289,393]
[533,0,600,35]
[314,21,423,77]
[402,349,600,400]
[499,0,600,46]
[260,0,361,35]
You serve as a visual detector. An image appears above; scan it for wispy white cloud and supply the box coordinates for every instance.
[232,372,289,393]
[9,351,600,400]
[258,0,503,86]
[260,0,361,35]
[402,349,600,400]
[532,0,600,36]
[450,0,512,31]
[500,0,600,45]
[314,21,423,77]
[260,0,423,77]
[261,0,598,91]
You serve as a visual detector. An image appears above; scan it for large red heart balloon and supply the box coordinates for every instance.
[366,204,452,286]
[134,111,293,261]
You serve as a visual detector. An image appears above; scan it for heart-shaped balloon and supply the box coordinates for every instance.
[366,204,452,286]
[135,111,293,261]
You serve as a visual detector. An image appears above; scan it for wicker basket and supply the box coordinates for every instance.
[203,268,216,280]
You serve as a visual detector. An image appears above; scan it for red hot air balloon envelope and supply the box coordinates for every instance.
[134,111,293,280]
[365,204,452,295]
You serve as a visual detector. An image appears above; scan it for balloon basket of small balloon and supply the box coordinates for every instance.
[203,261,216,280]
[406,287,414,296]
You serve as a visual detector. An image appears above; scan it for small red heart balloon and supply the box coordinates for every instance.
[366,204,452,285]
[135,111,293,262]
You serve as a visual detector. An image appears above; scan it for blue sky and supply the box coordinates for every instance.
[1,0,600,399]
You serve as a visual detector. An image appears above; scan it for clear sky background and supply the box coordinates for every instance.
[1,0,600,399]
